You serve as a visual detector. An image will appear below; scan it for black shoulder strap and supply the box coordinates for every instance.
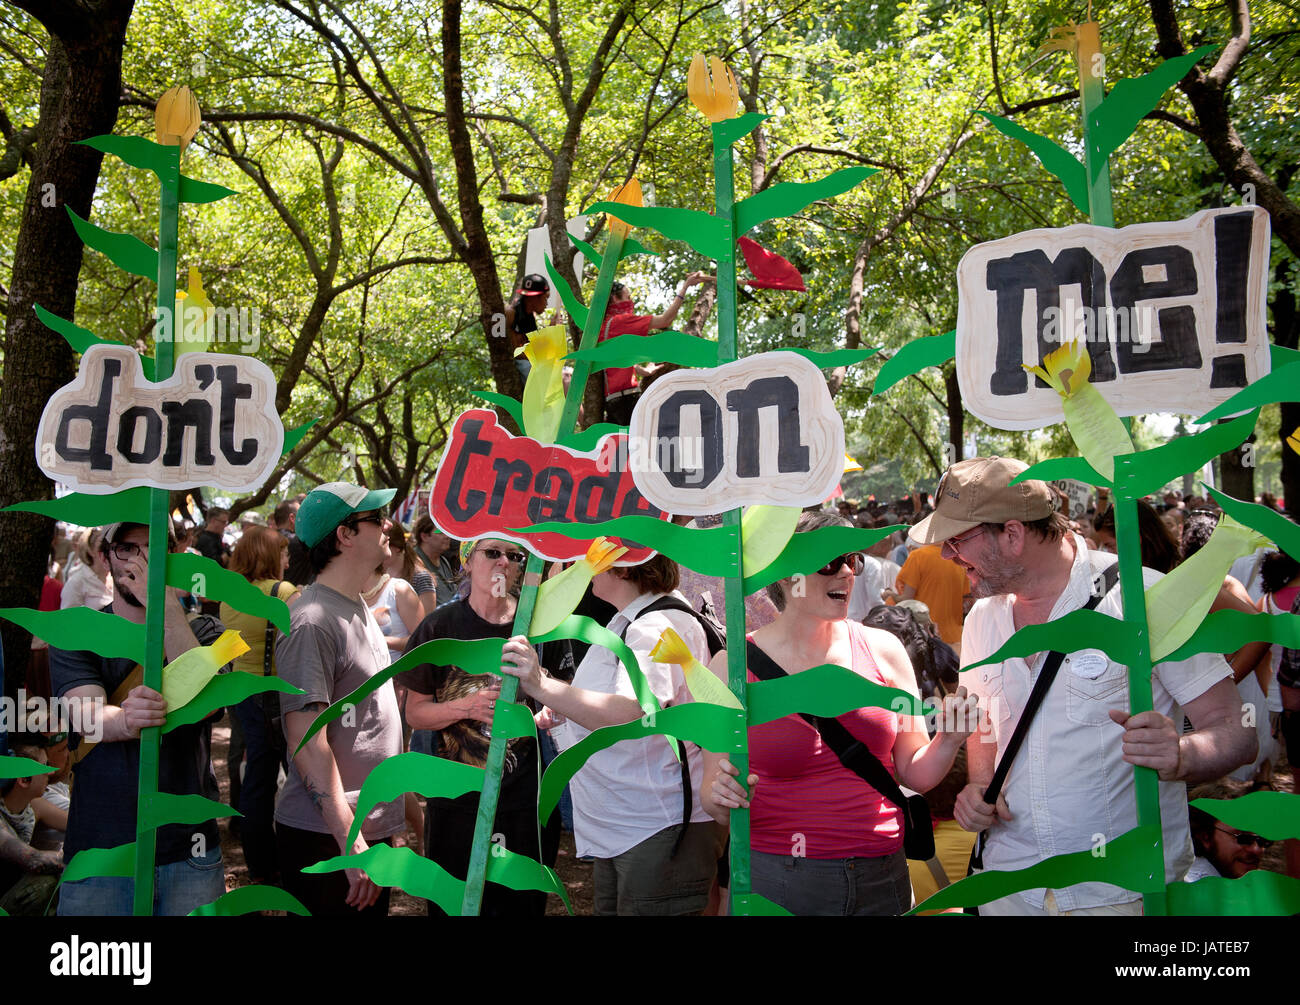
[263,581,285,675]
[630,595,726,657]
[746,639,910,811]
[981,559,1120,804]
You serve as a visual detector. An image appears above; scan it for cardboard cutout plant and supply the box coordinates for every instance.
[873,20,1300,916]
[0,87,313,917]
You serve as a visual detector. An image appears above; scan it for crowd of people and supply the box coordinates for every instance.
[2,455,1296,916]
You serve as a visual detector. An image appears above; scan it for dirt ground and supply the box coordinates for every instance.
[210,718,593,916]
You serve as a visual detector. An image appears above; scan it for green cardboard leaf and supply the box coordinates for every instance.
[1114,410,1259,500]
[178,176,237,204]
[295,637,506,752]
[1010,456,1112,489]
[281,419,316,456]
[733,892,793,915]
[1189,790,1300,841]
[33,304,156,380]
[1165,610,1300,663]
[60,842,136,885]
[0,607,144,664]
[492,699,536,741]
[472,390,527,434]
[138,792,237,831]
[0,755,57,780]
[743,525,903,594]
[531,614,661,717]
[566,233,602,273]
[583,202,729,260]
[519,518,736,576]
[3,487,149,526]
[1203,485,1300,562]
[975,111,1089,215]
[788,347,882,369]
[747,663,928,724]
[714,111,770,149]
[305,843,466,915]
[347,752,485,849]
[909,826,1162,913]
[166,552,291,634]
[1087,45,1218,182]
[65,206,159,280]
[872,331,956,395]
[567,330,719,370]
[77,134,173,177]
[960,609,1142,672]
[189,884,310,916]
[164,672,303,733]
[543,253,589,330]
[619,236,658,260]
[1271,344,1300,369]
[556,422,624,452]
[1166,869,1300,916]
[538,702,744,823]
[735,166,878,235]
[1196,361,1300,423]
[485,846,572,913]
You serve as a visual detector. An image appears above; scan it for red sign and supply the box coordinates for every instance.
[428,409,665,562]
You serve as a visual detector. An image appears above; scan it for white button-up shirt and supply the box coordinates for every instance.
[549,591,716,860]
[961,534,1230,910]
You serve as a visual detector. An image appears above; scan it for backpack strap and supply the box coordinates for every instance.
[264,581,285,676]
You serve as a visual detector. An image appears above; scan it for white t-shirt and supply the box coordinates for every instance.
[962,535,1232,911]
[549,591,716,859]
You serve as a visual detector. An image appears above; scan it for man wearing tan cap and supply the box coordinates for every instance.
[910,457,1254,915]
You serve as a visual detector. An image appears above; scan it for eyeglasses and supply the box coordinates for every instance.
[345,513,386,530]
[1214,825,1272,849]
[477,547,527,565]
[816,552,865,576]
[111,541,148,561]
[944,526,988,556]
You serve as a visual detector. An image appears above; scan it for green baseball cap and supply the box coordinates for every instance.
[297,481,396,548]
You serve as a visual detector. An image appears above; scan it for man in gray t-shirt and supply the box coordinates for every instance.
[274,482,403,917]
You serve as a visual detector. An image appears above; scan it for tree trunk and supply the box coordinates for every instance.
[945,364,964,465]
[1273,275,1300,517]
[0,1,134,694]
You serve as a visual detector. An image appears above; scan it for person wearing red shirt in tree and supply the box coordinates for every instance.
[598,271,712,425]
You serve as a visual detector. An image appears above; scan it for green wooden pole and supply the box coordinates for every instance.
[710,123,752,914]
[132,140,181,916]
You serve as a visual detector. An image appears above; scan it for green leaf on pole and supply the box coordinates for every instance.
[543,253,589,330]
[1087,45,1218,182]
[485,846,572,914]
[975,111,1089,215]
[1203,485,1300,562]
[787,347,882,369]
[178,176,237,204]
[1114,409,1259,500]
[713,111,770,148]
[748,663,928,724]
[60,842,135,885]
[1010,456,1113,489]
[0,607,144,663]
[33,304,156,380]
[190,885,310,916]
[347,752,484,849]
[619,236,659,260]
[1270,344,1300,369]
[567,330,719,370]
[872,331,956,395]
[77,134,173,177]
[1196,361,1300,424]
[164,672,303,733]
[582,202,729,260]
[138,792,237,831]
[0,755,56,780]
[556,422,624,452]
[1189,790,1300,841]
[531,614,661,717]
[960,609,1143,672]
[566,233,602,273]
[1164,610,1300,664]
[3,487,150,526]
[281,419,316,456]
[743,525,903,594]
[166,552,291,634]
[65,206,160,280]
[304,843,466,916]
[472,390,527,434]
[733,892,793,915]
[1167,869,1300,916]
[520,518,737,576]
[493,700,536,740]
[735,166,878,235]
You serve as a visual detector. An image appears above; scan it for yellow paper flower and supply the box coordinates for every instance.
[161,629,250,714]
[519,324,569,445]
[606,178,643,239]
[155,86,202,150]
[174,266,214,357]
[528,537,629,637]
[649,626,742,709]
[1024,341,1132,481]
[687,54,740,123]
[1287,426,1300,455]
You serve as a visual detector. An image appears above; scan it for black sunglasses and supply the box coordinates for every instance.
[478,547,527,565]
[817,552,865,576]
[345,512,385,530]
[1214,825,1272,849]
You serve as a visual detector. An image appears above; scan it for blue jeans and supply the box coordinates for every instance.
[232,694,286,882]
[750,848,910,916]
[57,846,225,916]
[536,729,573,833]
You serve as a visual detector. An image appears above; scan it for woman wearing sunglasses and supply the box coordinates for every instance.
[400,538,562,916]
[701,510,978,915]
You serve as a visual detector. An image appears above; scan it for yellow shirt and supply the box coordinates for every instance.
[896,546,968,646]
[219,579,300,676]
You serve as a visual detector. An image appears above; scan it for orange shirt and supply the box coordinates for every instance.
[896,545,969,646]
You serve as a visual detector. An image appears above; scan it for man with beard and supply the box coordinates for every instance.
[50,522,230,915]
[909,457,1255,915]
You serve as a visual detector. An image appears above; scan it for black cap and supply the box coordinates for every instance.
[516,273,550,295]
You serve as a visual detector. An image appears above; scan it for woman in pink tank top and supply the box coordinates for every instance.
[701,512,978,915]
